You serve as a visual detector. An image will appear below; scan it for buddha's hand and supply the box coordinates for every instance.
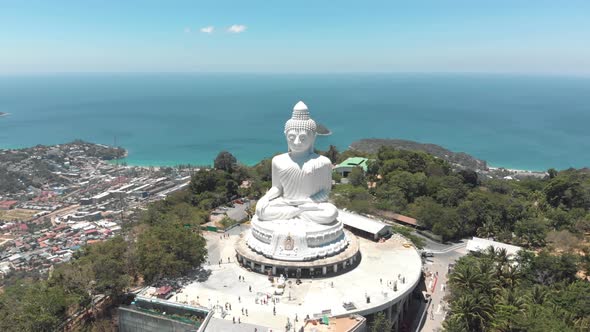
[298,203,322,211]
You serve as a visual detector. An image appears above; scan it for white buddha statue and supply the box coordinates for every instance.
[255,101,338,225]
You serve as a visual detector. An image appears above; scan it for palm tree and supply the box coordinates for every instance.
[443,315,469,331]
[449,292,494,332]
[476,258,500,297]
[449,262,485,295]
[525,285,548,306]
[499,264,521,289]
[495,248,510,269]
[482,245,498,261]
[492,288,527,331]
[477,221,498,238]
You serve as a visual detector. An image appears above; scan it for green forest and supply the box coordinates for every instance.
[330,146,590,249]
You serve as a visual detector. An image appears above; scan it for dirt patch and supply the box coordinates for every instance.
[0,208,38,222]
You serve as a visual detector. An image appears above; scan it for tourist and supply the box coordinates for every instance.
[233,317,236,324]
[239,317,241,324]
[239,296,241,303]
[249,285,252,292]
[273,306,276,315]
[246,309,248,316]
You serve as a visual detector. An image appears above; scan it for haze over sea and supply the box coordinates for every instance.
[0,73,589,171]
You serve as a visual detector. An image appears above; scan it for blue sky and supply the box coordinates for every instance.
[1,0,589,74]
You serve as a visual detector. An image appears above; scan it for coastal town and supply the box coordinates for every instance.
[0,141,194,282]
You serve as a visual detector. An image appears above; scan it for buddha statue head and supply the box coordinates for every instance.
[284,101,317,154]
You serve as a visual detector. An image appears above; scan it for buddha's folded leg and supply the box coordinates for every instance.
[257,203,301,221]
[299,203,338,224]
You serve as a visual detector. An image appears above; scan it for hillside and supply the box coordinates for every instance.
[350,138,488,171]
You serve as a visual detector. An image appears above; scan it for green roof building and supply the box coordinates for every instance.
[334,157,369,177]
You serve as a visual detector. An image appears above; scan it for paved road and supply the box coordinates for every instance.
[412,231,466,252]
[419,244,468,332]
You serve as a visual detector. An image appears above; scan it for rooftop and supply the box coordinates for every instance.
[389,213,418,227]
[466,237,522,256]
[338,210,390,235]
[335,157,369,172]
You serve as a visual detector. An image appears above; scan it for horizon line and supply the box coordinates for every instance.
[1,70,590,78]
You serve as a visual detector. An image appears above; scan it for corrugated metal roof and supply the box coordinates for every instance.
[338,209,390,234]
[466,237,522,256]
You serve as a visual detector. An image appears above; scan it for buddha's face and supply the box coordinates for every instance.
[286,129,315,153]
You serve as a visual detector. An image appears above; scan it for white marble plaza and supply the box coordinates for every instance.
[147,228,422,331]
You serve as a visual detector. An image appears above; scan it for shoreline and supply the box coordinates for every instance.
[117,158,549,175]
[487,166,548,178]
[0,141,575,174]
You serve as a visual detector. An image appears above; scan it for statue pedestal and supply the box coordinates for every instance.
[247,216,349,261]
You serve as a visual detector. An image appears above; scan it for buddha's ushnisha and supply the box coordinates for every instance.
[255,101,337,224]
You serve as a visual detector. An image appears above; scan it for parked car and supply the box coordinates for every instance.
[421,251,434,258]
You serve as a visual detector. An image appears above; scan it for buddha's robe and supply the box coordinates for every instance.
[256,153,338,224]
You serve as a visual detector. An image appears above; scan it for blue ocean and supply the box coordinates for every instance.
[0,73,589,171]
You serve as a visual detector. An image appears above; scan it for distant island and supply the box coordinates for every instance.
[0,112,7,117]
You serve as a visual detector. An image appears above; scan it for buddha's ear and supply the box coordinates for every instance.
[308,131,317,153]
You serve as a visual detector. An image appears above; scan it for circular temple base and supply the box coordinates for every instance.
[236,229,361,279]
[248,216,349,261]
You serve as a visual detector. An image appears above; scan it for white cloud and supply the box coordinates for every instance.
[227,24,247,33]
[184,27,191,33]
[200,26,215,34]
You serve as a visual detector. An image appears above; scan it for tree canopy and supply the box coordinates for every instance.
[331,146,590,245]
[444,248,590,332]
[214,151,237,172]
